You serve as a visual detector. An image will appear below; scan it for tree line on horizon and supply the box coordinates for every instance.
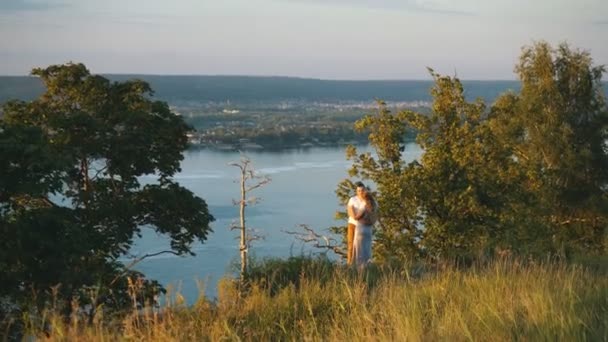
[0,74,526,105]
[0,41,606,329]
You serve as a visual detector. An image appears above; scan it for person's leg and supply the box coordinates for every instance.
[347,223,355,265]
[362,226,372,265]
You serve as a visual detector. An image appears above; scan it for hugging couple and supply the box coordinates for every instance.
[346,181,377,267]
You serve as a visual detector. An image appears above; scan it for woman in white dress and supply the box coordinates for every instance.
[352,190,376,267]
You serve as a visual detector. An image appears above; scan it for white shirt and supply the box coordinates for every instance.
[347,196,366,225]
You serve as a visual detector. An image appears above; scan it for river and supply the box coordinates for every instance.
[131,143,422,302]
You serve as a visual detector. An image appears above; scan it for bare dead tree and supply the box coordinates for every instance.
[283,224,346,258]
[229,155,271,283]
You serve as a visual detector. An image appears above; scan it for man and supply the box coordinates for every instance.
[346,181,367,265]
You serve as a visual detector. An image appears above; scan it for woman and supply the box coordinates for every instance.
[352,189,376,267]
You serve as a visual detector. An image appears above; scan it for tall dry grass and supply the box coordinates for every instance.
[15,258,608,341]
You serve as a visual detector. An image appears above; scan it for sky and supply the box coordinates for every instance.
[1,0,607,80]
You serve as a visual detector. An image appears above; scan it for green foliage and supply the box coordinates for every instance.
[407,72,504,259]
[491,42,608,256]
[336,101,422,263]
[245,255,336,295]
[339,42,608,263]
[0,63,214,320]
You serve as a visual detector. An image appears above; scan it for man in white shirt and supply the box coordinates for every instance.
[346,182,367,265]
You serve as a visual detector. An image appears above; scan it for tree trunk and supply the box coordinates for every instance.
[239,168,247,282]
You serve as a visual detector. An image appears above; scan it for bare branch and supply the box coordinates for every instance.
[552,216,602,226]
[91,165,108,181]
[283,224,346,257]
[228,162,245,171]
[230,220,240,231]
[246,177,271,192]
[246,227,265,244]
[111,250,180,285]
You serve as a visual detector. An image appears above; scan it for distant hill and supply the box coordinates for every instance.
[106,76,523,104]
[1,75,604,105]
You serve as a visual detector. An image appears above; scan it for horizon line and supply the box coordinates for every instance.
[0,73,520,82]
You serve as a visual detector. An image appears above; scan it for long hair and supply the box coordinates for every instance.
[363,190,376,210]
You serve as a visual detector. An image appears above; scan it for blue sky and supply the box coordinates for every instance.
[1,0,606,79]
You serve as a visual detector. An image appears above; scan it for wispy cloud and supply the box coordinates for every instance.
[281,0,476,16]
[0,0,68,12]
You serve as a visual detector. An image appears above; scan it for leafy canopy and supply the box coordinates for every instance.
[0,63,214,315]
[338,42,608,262]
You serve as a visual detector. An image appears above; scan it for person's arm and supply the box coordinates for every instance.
[354,204,369,220]
[347,198,356,220]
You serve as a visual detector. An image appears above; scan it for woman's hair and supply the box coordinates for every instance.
[363,190,376,209]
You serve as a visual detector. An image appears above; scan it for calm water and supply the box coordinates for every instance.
[131,144,422,301]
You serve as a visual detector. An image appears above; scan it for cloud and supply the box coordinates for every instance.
[593,20,608,25]
[281,0,476,16]
[0,0,67,12]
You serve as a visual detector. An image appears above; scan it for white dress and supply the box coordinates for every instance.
[352,212,373,266]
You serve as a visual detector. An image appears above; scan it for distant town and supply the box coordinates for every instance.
[176,100,426,150]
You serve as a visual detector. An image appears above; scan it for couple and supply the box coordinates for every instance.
[347,182,377,267]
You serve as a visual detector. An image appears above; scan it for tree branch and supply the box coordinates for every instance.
[91,164,108,181]
[246,177,271,193]
[283,224,346,257]
[228,162,245,172]
[111,250,180,285]
[552,216,602,226]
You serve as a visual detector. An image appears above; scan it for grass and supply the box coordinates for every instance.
[10,257,608,341]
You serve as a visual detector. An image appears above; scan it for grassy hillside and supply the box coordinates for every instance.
[16,257,608,341]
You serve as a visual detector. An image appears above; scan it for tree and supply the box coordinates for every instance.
[335,101,422,264]
[339,42,608,262]
[0,63,214,319]
[340,75,514,262]
[229,155,270,284]
[490,42,608,255]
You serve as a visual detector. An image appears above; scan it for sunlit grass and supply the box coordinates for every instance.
[15,258,608,341]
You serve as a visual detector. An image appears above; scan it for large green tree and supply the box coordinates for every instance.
[490,42,608,255]
[340,73,514,262]
[335,101,422,263]
[339,42,608,263]
[0,63,214,319]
